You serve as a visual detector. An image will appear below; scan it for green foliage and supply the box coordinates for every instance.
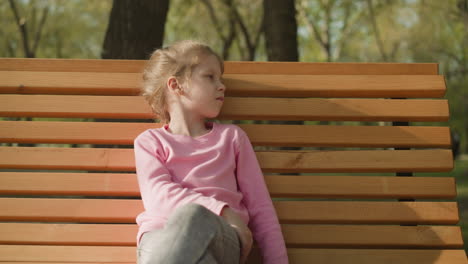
[164,0,265,60]
[407,0,468,153]
[0,0,112,58]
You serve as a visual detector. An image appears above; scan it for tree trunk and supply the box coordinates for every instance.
[263,0,298,61]
[101,0,169,59]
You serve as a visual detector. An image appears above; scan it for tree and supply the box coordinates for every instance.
[101,0,169,59]
[200,0,237,59]
[164,0,265,61]
[296,0,371,62]
[1,0,111,58]
[200,0,264,60]
[263,0,299,61]
[7,0,49,58]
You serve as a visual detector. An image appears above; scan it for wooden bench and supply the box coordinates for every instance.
[0,58,466,264]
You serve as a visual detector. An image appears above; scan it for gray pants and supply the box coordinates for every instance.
[136,203,242,264]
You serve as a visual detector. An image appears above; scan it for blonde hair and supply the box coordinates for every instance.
[140,39,224,124]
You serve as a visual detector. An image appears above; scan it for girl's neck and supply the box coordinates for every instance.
[166,120,212,138]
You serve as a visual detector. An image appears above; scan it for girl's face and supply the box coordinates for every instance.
[180,54,226,119]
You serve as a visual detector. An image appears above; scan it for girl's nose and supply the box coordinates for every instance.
[218,81,226,91]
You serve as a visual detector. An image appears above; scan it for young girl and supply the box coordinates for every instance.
[134,39,289,264]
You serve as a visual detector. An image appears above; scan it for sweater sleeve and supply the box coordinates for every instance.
[235,129,289,264]
[134,133,228,218]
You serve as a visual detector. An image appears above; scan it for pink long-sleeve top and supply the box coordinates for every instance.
[133,121,288,263]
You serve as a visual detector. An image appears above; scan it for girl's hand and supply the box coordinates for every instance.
[221,206,253,263]
[231,224,253,264]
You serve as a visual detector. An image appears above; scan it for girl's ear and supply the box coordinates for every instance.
[167,76,179,91]
[167,76,184,95]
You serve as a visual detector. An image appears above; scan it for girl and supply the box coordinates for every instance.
[134,39,289,264]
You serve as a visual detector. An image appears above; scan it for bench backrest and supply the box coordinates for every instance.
[0,58,465,264]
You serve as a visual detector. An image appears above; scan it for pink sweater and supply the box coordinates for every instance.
[133,121,288,263]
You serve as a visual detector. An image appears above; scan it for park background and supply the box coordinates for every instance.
[1,0,468,255]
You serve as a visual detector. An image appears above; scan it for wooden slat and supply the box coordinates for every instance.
[0,245,137,262]
[0,223,136,246]
[224,74,446,98]
[0,147,454,173]
[244,124,451,148]
[0,72,446,97]
[265,175,457,199]
[0,147,135,171]
[0,246,466,264]
[0,95,450,121]
[223,62,439,75]
[0,121,153,145]
[0,94,151,119]
[0,247,465,264]
[0,172,457,199]
[0,121,452,148]
[0,223,463,248]
[0,58,439,75]
[0,198,459,224]
[0,263,135,264]
[222,97,449,122]
[283,248,468,264]
[256,149,453,173]
[0,172,140,197]
[275,201,460,224]
[282,225,464,248]
[0,71,139,96]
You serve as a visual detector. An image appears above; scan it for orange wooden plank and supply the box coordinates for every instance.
[0,58,146,73]
[224,74,446,98]
[0,95,449,121]
[256,149,454,173]
[265,175,456,199]
[0,263,134,264]
[0,147,454,173]
[223,62,439,75]
[0,198,459,224]
[242,124,451,148]
[0,147,135,171]
[284,248,468,264]
[282,225,464,249]
[0,58,439,75]
[0,94,150,119]
[0,172,456,199]
[0,121,451,148]
[0,121,155,145]
[275,201,460,224]
[221,97,449,122]
[0,245,137,262]
[0,72,445,97]
[0,245,466,263]
[0,71,139,95]
[0,172,140,197]
[0,223,463,248]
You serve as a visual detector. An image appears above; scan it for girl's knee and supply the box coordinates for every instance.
[168,203,218,228]
[172,203,209,219]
